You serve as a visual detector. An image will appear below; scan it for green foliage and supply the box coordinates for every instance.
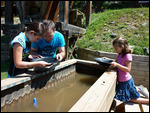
[77,8,149,56]
[72,1,86,11]
[1,60,10,80]
[1,35,11,43]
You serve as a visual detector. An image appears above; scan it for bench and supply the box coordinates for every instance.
[110,86,149,112]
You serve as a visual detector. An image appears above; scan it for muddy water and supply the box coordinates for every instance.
[3,72,98,112]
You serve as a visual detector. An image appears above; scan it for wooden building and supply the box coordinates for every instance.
[1,1,92,60]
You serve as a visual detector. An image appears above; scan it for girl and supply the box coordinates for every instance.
[7,21,51,78]
[111,37,149,104]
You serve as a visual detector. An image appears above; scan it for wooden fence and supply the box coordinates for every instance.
[77,48,149,90]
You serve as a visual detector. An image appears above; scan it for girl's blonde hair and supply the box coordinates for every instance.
[112,37,131,57]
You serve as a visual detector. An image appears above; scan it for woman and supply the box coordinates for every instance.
[7,21,51,78]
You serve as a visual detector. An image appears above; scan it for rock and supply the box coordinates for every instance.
[142,22,147,27]
[143,47,149,54]
[129,45,134,52]
[110,21,115,24]
[131,26,137,29]
[110,32,117,38]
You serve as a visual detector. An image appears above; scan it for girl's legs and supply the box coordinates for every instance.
[130,98,149,104]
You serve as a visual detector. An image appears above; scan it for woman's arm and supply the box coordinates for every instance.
[13,43,50,68]
[111,61,132,72]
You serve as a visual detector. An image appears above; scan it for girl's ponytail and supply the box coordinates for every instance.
[10,21,46,42]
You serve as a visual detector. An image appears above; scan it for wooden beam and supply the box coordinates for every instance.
[68,36,79,60]
[69,1,74,10]
[59,1,69,24]
[65,1,69,24]
[48,1,59,22]
[53,2,59,23]
[125,102,141,112]
[69,70,117,112]
[64,34,69,60]
[5,1,13,24]
[85,1,92,27]
[44,1,53,20]
[55,22,86,37]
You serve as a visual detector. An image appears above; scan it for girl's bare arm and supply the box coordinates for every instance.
[111,60,132,72]
[13,43,50,68]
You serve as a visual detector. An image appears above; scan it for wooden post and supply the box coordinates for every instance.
[65,1,69,24]
[64,32,69,60]
[69,1,74,10]
[59,1,70,60]
[85,1,92,27]
[59,1,69,24]
[5,1,13,24]
[44,1,53,20]
[69,36,79,59]
[53,3,59,23]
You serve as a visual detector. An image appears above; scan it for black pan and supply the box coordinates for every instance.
[93,58,113,67]
[31,57,59,72]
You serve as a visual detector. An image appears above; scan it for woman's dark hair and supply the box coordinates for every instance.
[26,21,46,37]
[42,20,55,32]
[11,21,46,41]
[112,37,131,57]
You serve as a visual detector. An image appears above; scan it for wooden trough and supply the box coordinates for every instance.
[77,48,149,112]
[1,59,117,112]
[77,48,149,90]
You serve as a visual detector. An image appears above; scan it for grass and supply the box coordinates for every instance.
[1,60,9,80]
[77,7,149,55]
[1,35,11,80]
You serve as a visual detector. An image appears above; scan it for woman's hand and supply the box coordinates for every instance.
[111,61,118,67]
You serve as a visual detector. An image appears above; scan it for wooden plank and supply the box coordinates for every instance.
[76,59,108,71]
[109,99,117,112]
[131,65,149,71]
[5,1,13,24]
[69,70,117,112]
[125,102,149,112]
[64,35,69,60]
[55,22,86,37]
[125,102,141,112]
[131,72,149,78]
[40,1,49,18]
[65,1,69,23]
[132,61,149,67]
[1,59,77,91]
[59,1,66,23]
[1,43,9,51]
[44,1,53,19]
[114,99,125,112]
[85,1,92,27]
[133,77,149,90]
[142,104,149,112]
[79,48,149,62]
[48,1,59,22]
[77,48,149,90]
[69,1,74,10]
[53,3,59,23]
[132,55,149,62]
